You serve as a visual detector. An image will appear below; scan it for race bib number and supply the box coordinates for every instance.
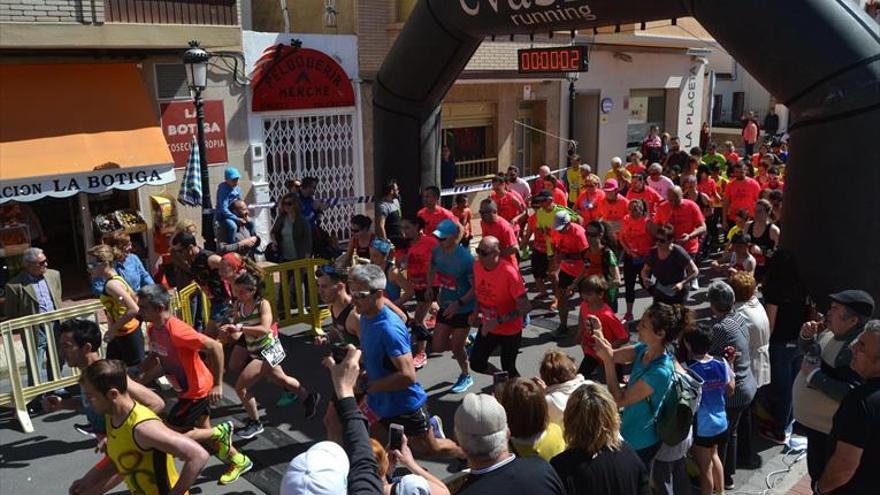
[480,304,498,321]
[261,339,286,368]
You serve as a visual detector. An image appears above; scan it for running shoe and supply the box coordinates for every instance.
[691,279,699,290]
[219,453,253,485]
[73,423,97,438]
[237,419,264,440]
[212,421,234,461]
[303,392,321,420]
[276,391,299,408]
[757,426,787,445]
[413,352,428,370]
[430,415,446,439]
[450,374,474,394]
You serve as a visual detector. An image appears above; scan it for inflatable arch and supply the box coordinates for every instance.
[373,0,880,304]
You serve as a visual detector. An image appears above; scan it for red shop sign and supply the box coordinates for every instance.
[251,45,354,112]
[160,100,228,168]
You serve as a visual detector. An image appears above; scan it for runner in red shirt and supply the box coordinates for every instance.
[575,275,629,380]
[417,186,457,235]
[596,179,630,234]
[653,186,706,255]
[135,284,252,484]
[401,215,439,369]
[469,236,530,377]
[619,200,653,321]
[543,176,568,207]
[478,198,519,267]
[490,175,527,234]
[451,194,473,247]
[626,173,662,217]
[626,152,647,176]
[575,174,605,225]
[530,165,567,199]
[723,162,762,224]
[762,166,784,193]
[551,211,589,338]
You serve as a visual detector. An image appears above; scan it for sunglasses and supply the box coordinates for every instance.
[86,261,99,270]
[478,210,494,215]
[32,259,49,266]
[350,289,378,300]
[476,249,498,257]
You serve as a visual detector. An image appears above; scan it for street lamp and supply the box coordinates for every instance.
[182,40,216,250]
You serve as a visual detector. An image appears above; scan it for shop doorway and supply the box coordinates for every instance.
[27,197,88,298]
[514,101,546,176]
[574,93,600,169]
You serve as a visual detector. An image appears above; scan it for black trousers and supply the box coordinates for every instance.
[106,327,145,367]
[623,254,646,304]
[801,425,833,481]
[469,330,521,377]
[719,402,750,483]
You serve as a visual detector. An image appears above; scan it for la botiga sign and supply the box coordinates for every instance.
[251,44,355,111]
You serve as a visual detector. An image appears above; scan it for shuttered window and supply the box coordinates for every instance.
[155,63,189,101]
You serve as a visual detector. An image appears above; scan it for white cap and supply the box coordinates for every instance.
[280,441,349,495]
[394,474,432,495]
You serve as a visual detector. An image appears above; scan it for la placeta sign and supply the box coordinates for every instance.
[251,45,355,112]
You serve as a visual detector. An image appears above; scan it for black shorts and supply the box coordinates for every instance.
[532,251,550,279]
[693,430,727,447]
[558,271,576,291]
[167,397,211,430]
[436,310,470,329]
[379,404,431,436]
[414,288,435,303]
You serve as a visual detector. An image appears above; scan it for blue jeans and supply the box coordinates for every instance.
[220,217,239,243]
[769,341,802,435]
[24,324,61,387]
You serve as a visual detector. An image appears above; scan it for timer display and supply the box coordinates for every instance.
[517,46,589,74]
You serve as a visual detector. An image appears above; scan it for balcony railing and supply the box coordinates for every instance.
[456,157,498,183]
[104,0,238,25]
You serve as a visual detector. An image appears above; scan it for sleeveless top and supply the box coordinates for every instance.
[106,402,180,495]
[384,262,402,302]
[351,234,375,260]
[747,221,775,265]
[100,275,140,336]
[237,300,276,356]
[330,302,359,347]
[192,249,227,302]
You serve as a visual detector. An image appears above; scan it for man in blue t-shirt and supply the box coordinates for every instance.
[427,219,476,394]
[349,264,465,459]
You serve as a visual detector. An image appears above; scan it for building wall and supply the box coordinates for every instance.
[0,0,100,23]
[251,0,356,34]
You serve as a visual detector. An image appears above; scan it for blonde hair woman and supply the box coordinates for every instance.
[88,244,143,366]
[550,382,650,495]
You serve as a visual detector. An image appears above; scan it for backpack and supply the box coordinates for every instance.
[655,366,703,446]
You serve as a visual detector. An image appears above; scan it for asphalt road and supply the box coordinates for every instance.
[0,259,806,494]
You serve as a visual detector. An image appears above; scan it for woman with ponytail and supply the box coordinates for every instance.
[591,302,693,467]
[88,244,144,366]
[221,271,321,439]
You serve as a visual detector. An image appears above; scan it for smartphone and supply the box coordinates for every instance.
[388,423,405,451]
[331,343,349,363]
[493,371,509,386]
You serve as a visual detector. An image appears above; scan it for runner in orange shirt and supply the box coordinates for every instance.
[575,173,605,225]
[543,176,569,207]
[595,179,630,235]
[619,200,653,321]
[478,199,519,267]
[551,211,589,338]
[723,162,762,226]
[400,215,439,369]
[417,186,457,235]
[762,166,785,194]
[653,186,706,257]
[451,194,473,247]
[490,175,527,234]
[626,173,663,217]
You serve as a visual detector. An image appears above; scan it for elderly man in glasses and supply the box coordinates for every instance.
[4,247,64,405]
[348,263,465,460]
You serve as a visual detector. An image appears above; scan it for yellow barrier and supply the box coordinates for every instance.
[176,282,210,327]
[262,258,329,335]
[0,301,105,433]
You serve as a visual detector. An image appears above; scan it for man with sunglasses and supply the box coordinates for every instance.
[551,211,589,338]
[469,236,531,378]
[4,247,64,396]
[349,264,465,459]
[478,199,519,267]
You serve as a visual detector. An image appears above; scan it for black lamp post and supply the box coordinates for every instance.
[182,40,216,250]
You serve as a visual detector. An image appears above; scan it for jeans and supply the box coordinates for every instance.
[469,331,521,377]
[623,254,645,304]
[719,403,750,483]
[769,341,802,436]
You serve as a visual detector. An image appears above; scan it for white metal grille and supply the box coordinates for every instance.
[263,111,360,242]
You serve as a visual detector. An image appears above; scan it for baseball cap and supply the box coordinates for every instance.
[553,210,571,231]
[454,393,507,437]
[828,290,875,318]
[603,179,619,192]
[370,238,393,255]
[280,441,349,495]
[432,219,460,240]
[225,167,241,181]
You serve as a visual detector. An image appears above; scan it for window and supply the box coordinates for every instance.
[443,127,496,181]
[732,92,745,123]
[712,94,723,123]
[626,89,666,151]
[155,63,190,101]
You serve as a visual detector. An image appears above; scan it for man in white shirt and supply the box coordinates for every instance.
[646,162,674,199]
[506,166,531,204]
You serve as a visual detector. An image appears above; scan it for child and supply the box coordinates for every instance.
[451,194,473,248]
[725,208,750,245]
[713,232,756,275]
[684,326,735,495]
[723,140,740,164]
[575,275,629,382]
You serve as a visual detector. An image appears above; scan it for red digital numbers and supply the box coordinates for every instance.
[518,47,587,73]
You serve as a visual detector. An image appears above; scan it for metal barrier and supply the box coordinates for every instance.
[0,301,104,433]
[176,282,210,327]
[262,258,329,334]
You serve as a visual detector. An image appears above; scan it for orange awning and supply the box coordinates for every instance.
[0,63,175,202]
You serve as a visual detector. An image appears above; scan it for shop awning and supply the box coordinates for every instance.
[0,63,176,203]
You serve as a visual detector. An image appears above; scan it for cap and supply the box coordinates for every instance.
[603,179,619,192]
[393,474,431,495]
[280,441,349,495]
[553,210,571,231]
[432,219,460,240]
[536,190,553,201]
[828,290,875,318]
[370,238,393,255]
[225,167,241,181]
[454,393,507,437]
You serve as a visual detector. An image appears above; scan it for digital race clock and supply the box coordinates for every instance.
[517,45,589,74]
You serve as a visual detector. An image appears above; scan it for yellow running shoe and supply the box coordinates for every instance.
[212,421,233,462]
[219,454,253,485]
